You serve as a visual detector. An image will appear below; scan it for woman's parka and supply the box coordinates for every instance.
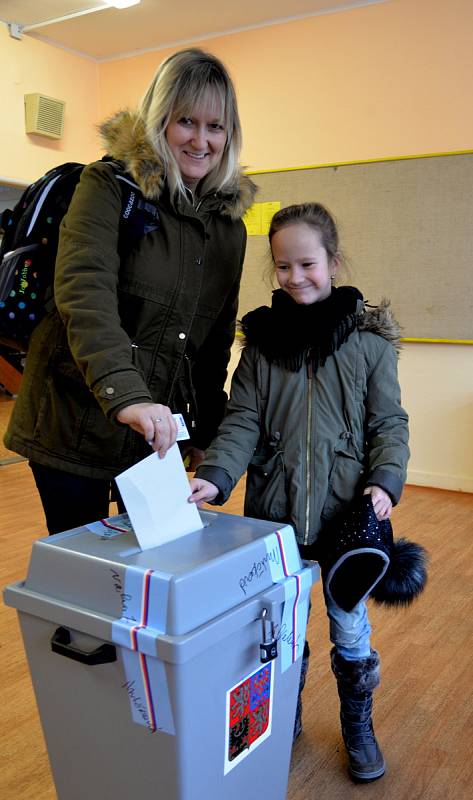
[5,111,257,478]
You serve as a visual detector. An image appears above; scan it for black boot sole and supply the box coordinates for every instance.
[348,761,386,782]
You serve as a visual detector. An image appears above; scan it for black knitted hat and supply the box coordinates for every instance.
[317,495,428,612]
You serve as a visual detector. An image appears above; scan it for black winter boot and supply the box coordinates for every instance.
[331,647,385,782]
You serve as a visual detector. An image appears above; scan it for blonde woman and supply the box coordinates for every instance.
[6,48,256,534]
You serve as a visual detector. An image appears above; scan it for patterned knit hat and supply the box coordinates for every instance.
[317,495,428,612]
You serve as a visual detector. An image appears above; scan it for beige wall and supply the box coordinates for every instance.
[2,0,472,490]
[0,25,100,185]
[99,0,473,169]
[398,344,473,493]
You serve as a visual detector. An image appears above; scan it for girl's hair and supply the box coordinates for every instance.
[137,48,242,200]
[268,202,339,260]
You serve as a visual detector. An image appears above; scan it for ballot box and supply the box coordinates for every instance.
[4,510,319,800]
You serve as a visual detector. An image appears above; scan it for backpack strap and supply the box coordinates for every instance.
[102,156,160,258]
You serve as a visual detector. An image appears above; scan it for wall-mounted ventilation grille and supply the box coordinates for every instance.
[24,94,65,139]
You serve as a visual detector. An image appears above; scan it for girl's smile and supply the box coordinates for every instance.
[271,223,339,305]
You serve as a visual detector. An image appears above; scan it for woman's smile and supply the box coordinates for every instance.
[166,93,227,191]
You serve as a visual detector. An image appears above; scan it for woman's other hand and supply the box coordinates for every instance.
[116,403,177,458]
[363,485,393,521]
[188,478,219,506]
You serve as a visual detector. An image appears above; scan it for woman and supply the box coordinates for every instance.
[5,48,256,534]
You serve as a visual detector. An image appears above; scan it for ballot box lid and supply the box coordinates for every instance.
[19,510,305,636]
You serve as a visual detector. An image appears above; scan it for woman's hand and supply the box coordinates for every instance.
[363,485,392,521]
[188,478,219,507]
[116,403,177,458]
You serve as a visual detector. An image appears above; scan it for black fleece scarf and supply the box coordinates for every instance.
[240,286,363,373]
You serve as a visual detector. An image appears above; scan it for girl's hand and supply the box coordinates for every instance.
[188,478,219,507]
[116,403,177,458]
[363,485,392,521]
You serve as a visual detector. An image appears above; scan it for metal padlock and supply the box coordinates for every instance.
[260,608,278,664]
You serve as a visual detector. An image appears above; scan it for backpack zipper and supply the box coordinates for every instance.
[26,173,62,237]
[2,243,39,261]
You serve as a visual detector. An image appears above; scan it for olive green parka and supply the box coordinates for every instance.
[5,111,257,478]
[196,297,410,547]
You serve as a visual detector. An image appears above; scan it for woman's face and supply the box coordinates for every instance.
[271,223,338,305]
[165,92,227,191]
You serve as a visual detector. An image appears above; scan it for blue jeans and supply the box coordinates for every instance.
[324,582,372,661]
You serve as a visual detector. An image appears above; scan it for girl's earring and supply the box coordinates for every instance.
[330,274,335,281]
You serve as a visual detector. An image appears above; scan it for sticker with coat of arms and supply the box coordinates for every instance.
[224,661,273,773]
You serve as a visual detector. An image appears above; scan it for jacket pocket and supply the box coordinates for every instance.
[321,439,365,521]
[244,448,288,522]
[33,348,124,462]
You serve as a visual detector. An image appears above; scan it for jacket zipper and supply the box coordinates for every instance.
[195,191,216,214]
[185,186,205,214]
[304,358,313,545]
[184,354,197,431]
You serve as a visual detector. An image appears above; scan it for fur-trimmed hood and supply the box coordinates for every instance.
[99,110,257,219]
[358,298,403,354]
[239,287,403,373]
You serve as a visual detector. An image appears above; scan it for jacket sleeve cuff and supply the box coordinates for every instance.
[92,369,152,419]
[365,468,404,505]
[194,465,234,505]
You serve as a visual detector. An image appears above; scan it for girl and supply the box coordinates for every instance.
[189,202,409,782]
[5,48,256,535]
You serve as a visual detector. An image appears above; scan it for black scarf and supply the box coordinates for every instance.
[240,286,363,373]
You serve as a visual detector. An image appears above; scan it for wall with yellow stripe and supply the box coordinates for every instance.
[0,0,472,490]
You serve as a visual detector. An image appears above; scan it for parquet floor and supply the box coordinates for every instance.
[1,409,472,799]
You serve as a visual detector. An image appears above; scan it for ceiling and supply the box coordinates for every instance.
[0,0,388,61]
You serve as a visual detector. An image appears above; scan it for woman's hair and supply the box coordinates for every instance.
[138,48,242,199]
[267,202,345,284]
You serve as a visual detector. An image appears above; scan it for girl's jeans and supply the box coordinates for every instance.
[324,585,372,661]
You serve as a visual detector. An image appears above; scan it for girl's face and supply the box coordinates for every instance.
[165,90,227,191]
[271,223,338,305]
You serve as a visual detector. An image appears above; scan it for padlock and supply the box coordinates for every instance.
[260,608,278,664]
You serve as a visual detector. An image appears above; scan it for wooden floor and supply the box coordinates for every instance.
[1,402,472,799]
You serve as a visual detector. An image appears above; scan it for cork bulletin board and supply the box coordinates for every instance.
[240,152,473,343]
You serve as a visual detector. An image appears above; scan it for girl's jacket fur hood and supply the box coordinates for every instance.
[100,110,257,220]
[358,298,403,355]
[240,292,403,364]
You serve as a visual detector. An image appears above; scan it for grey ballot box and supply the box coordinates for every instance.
[4,509,319,800]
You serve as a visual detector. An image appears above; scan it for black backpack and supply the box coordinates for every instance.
[0,158,159,351]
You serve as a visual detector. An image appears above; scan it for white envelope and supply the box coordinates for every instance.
[115,444,203,550]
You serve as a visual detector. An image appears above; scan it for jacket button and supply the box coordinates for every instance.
[105,387,115,395]
[178,332,186,340]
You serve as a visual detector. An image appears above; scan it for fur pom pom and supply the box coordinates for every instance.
[370,538,428,606]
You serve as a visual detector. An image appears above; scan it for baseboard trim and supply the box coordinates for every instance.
[407,469,473,494]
